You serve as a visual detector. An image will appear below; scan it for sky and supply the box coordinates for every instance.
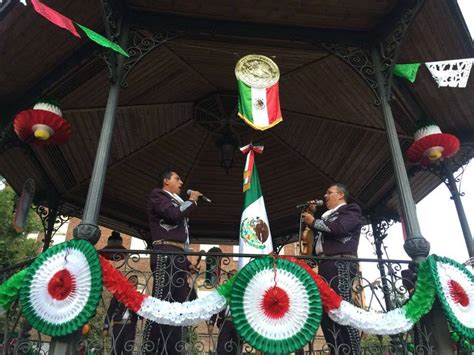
[359,161,473,284]
[458,0,474,40]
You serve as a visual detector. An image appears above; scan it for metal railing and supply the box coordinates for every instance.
[1,249,442,354]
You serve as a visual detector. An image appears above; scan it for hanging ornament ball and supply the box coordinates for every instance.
[82,323,91,335]
[425,146,443,161]
[407,121,460,166]
[32,124,54,140]
[428,255,474,341]
[19,240,102,337]
[230,257,322,353]
[13,100,72,145]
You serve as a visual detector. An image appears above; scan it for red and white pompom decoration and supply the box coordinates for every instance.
[406,121,460,166]
[14,101,72,145]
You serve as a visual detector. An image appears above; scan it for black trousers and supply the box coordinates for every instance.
[318,259,360,355]
[142,249,191,355]
[216,319,239,355]
[111,323,136,355]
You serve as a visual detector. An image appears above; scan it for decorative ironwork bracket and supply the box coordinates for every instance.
[415,146,473,197]
[120,29,181,88]
[34,204,71,251]
[98,27,180,87]
[99,0,181,86]
[370,214,397,243]
[317,0,424,105]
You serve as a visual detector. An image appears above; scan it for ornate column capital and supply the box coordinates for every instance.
[403,236,430,261]
[73,223,101,245]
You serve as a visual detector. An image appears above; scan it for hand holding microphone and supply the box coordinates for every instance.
[298,199,323,225]
[296,199,324,209]
[187,189,212,203]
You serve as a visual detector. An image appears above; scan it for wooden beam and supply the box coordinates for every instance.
[130,11,372,48]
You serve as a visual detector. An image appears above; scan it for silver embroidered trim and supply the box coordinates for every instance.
[313,219,331,232]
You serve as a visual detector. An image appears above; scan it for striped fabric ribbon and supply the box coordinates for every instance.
[240,144,264,192]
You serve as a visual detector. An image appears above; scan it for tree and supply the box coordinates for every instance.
[0,184,42,269]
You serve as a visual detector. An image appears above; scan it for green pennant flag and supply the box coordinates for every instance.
[76,23,129,58]
[394,63,421,83]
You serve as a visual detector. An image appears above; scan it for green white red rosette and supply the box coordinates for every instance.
[0,269,28,315]
[428,255,474,340]
[230,256,322,353]
[2,245,474,344]
[19,240,102,336]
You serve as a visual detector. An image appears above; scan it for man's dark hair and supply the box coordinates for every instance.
[158,169,173,188]
[334,183,350,201]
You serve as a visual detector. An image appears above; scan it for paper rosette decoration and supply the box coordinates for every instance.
[428,255,474,340]
[19,240,102,336]
[406,121,460,166]
[14,100,72,145]
[230,257,322,353]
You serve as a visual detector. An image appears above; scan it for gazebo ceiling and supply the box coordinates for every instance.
[127,0,396,31]
[0,0,473,245]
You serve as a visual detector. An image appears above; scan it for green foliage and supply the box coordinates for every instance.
[83,292,111,352]
[361,334,391,349]
[183,326,201,355]
[0,185,42,268]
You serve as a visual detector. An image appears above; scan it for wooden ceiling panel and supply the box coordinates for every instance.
[124,125,210,179]
[166,38,328,91]
[31,104,195,196]
[0,148,48,196]
[0,1,102,104]
[60,66,111,109]
[1,0,473,243]
[128,0,396,31]
[398,1,472,63]
[397,68,474,135]
[271,117,395,207]
[395,1,474,136]
[280,56,384,130]
[118,46,217,105]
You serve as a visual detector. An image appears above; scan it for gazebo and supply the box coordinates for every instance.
[0,0,473,353]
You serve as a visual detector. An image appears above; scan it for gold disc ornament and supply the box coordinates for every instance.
[235,54,280,89]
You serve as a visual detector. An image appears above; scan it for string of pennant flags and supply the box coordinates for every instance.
[7,0,473,85]
[394,58,474,87]
[6,0,128,57]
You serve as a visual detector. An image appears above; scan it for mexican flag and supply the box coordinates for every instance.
[237,80,283,131]
[238,154,273,269]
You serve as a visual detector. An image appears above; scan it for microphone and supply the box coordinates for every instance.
[296,199,324,209]
[187,189,212,203]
